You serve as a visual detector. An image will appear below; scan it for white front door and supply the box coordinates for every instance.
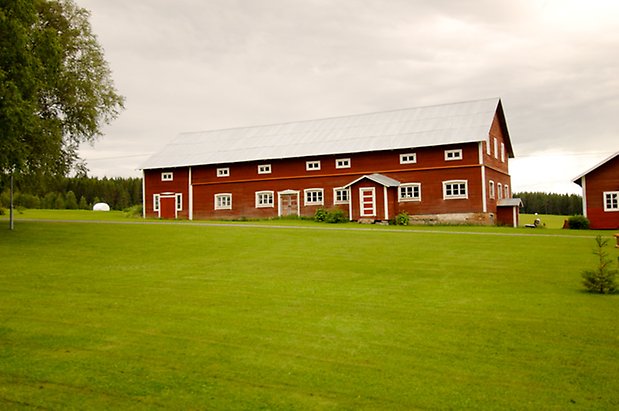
[359,187,376,217]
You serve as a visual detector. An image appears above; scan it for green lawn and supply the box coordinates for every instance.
[0,216,618,409]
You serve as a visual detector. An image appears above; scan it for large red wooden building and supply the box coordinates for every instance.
[141,98,520,225]
[572,151,619,229]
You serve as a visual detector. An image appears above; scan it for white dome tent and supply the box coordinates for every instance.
[92,202,110,211]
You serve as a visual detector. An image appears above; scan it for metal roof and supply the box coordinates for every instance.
[344,173,401,188]
[497,198,523,207]
[142,98,506,170]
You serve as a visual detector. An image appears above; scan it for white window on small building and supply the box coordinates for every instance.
[443,180,468,199]
[604,191,619,211]
[497,183,503,199]
[255,191,274,208]
[400,153,417,164]
[306,160,321,171]
[153,194,160,211]
[335,158,351,169]
[161,172,173,181]
[333,188,350,204]
[445,149,462,161]
[398,183,421,202]
[217,167,230,177]
[176,193,182,211]
[215,193,232,210]
[258,164,271,174]
[304,188,324,205]
[489,180,495,199]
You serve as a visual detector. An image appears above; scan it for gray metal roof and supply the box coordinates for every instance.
[142,98,505,170]
[572,151,619,186]
[344,174,401,188]
[497,198,523,207]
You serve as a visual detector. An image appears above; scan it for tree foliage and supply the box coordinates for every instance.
[0,0,124,177]
[581,236,618,294]
[514,192,582,215]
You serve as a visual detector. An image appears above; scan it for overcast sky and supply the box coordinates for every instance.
[77,0,618,194]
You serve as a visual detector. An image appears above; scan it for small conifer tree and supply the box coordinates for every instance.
[581,236,618,294]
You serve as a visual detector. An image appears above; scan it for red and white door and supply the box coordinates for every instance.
[359,187,376,217]
[159,193,177,219]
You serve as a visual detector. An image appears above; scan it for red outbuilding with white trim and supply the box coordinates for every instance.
[141,98,520,225]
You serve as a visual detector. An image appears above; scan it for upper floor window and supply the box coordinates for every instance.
[334,188,350,204]
[501,142,505,162]
[255,191,274,208]
[258,164,271,174]
[161,172,173,181]
[398,183,421,202]
[400,153,417,164]
[217,167,230,177]
[493,138,499,159]
[306,160,321,171]
[214,193,232,210]
[304,188,324,205]
[443,180,468,199]
[335,158,351,169]
[604,191,619,211]
[444,149,462,161]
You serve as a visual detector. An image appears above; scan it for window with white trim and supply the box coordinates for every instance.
[501,143,505,162]
[489,180,495,199]
[400,153,417,164]
[486,137,491,155]
[494,138,499,159]
[335,158,350,169]
[306,160,321,171]
[258,164,271,174]
[497,183,503,199]
[153,194,160,211]
[333,188,350,204]
[215,193,232,210]
[161,172,173,181]
[604,191,619,211]
[217,167,230,177]
[255,191,274,208]
[176,193,182,211]
[443,180,468,199]
[504,184,510,198]
[445,149,462,161]
[398,183,421,202]
[304,188,324,205]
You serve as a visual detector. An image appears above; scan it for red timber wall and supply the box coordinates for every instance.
[483,113,512,215]
[583,156,619,229]
[143,138,514,221]
[143,168,190,219]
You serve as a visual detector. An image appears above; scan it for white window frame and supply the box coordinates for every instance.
[304,188,324,206]
[255,191,275,208]
[153,194,160,211]
[306,160,321,171]
[175,193,182,211]
[398,183,421,202]
[604,191,619,211]
[214,193,232,210]
[443,180,468,199]
[258,164,271,174]
[335,158,351,169]
[504,184,510,198]
[501,142,505,162]
[494,138,499,159]
[217,167,230,177]
[489,180,495,199]
[444,149,462,161]
[333,187,350,204]
[497,183,503,199]
[161,172,173,181]
[400,153,417,164]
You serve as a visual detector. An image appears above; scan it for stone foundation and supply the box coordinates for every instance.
[408,212,495,226]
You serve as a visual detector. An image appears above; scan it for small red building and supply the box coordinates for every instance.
[573,151,619,229]
[141,98,519,225]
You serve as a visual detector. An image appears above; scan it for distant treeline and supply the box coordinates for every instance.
[0,176,142,211]
[514,192,582,215]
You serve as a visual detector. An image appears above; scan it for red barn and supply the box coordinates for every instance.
[141,98,519,225]
[573,151,619,229]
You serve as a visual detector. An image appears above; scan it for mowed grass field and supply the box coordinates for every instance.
[1,215,618,409]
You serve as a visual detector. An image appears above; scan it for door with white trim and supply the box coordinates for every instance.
[359,187,376,217]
